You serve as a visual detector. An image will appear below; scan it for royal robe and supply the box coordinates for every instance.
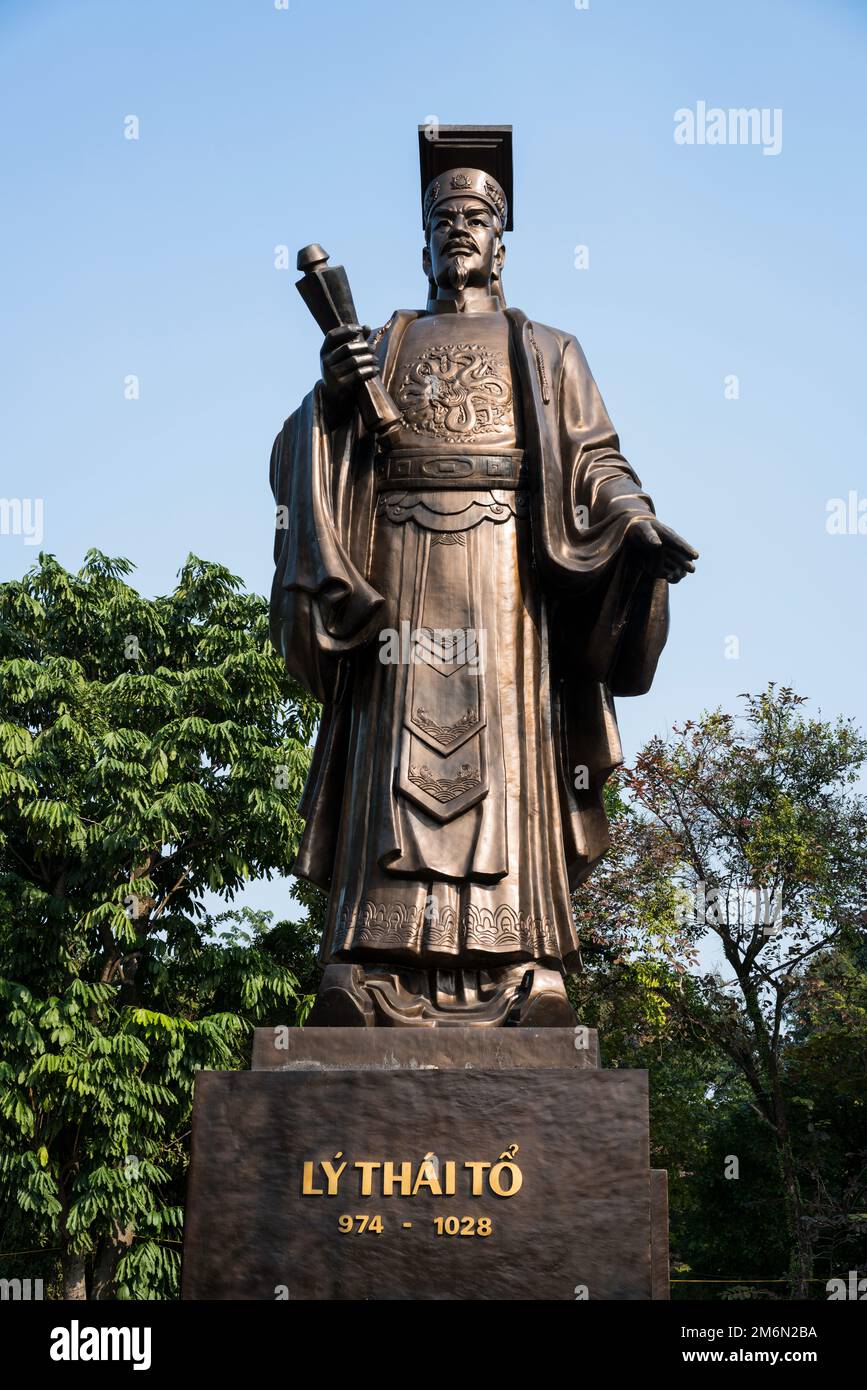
[270,304,669,971]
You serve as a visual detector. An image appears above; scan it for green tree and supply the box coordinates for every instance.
[0,551,318,1298]
[569,788,767,1298]
[784,928,867,1281]
[605,686,867,1297]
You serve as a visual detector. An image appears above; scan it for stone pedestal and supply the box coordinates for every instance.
[181,1028,669,1301]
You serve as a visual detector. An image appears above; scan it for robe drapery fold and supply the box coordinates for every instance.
[270,308,670,968]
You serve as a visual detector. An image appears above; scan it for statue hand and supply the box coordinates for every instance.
[627,518,698,583]
[320,324,379,415]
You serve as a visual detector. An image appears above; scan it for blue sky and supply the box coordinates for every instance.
[2,0,865,922]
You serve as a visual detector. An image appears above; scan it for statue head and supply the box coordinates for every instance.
[423,195,506,297]
[421,168,508,302]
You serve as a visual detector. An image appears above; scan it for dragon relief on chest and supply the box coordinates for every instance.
[396,342,514,441]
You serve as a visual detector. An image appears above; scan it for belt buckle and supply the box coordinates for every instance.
[486,457,512,478]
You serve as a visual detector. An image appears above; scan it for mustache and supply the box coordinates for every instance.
[444,236,479,256]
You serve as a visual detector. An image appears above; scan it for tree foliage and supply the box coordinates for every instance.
[0,552,318,1298]
[573,687,867,1297]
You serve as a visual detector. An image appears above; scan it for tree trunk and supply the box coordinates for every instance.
[92,1225,134,1300]
[62,1250,87,1299]
[772,1081,813,1298]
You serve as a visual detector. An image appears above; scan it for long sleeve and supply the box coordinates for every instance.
[556,337,669,694]
[506,310,670,695]
[269,383,384,702]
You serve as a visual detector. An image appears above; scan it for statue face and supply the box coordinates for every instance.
[424,197,504,293]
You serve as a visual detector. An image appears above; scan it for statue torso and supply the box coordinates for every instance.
[388,308,522,453]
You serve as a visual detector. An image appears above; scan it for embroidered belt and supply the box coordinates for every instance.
[376,449,527,491]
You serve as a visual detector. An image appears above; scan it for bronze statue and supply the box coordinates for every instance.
[270,127,697,1027]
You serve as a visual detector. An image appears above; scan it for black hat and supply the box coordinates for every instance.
[418,124,513,231]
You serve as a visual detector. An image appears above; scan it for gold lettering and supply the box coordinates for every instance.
[320,1152,347,1196]
[354,1160,380,1196]
[305,1150,522,1198]
[411,1157,442,1197]
[301,1161,323,1196]
[382,1161,413,1196]
[463,1160,491,1195]
[489,1160,522,1197]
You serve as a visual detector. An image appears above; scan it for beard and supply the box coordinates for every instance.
[447,255,470,291]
